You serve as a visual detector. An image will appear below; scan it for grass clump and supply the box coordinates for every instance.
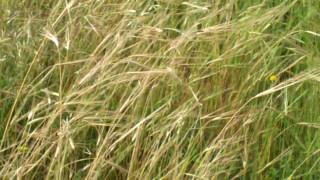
[1,0,320,179]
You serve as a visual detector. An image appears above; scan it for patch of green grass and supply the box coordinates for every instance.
[1,0,320,179]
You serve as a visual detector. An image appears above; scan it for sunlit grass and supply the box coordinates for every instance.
[0,0,320,179]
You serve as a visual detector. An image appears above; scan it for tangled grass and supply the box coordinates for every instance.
[0,0,320,179]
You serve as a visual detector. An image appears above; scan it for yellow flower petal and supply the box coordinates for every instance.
[269,75,279,82]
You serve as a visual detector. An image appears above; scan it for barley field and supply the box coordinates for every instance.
[0,0,320,179]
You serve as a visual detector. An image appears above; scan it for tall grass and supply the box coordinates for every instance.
[1,0,320,179]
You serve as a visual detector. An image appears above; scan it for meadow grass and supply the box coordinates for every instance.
[0,0,320,179]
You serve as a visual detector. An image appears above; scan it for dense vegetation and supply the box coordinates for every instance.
[0,0,320,179]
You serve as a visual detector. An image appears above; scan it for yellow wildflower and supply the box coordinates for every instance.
[269,75,279,82]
